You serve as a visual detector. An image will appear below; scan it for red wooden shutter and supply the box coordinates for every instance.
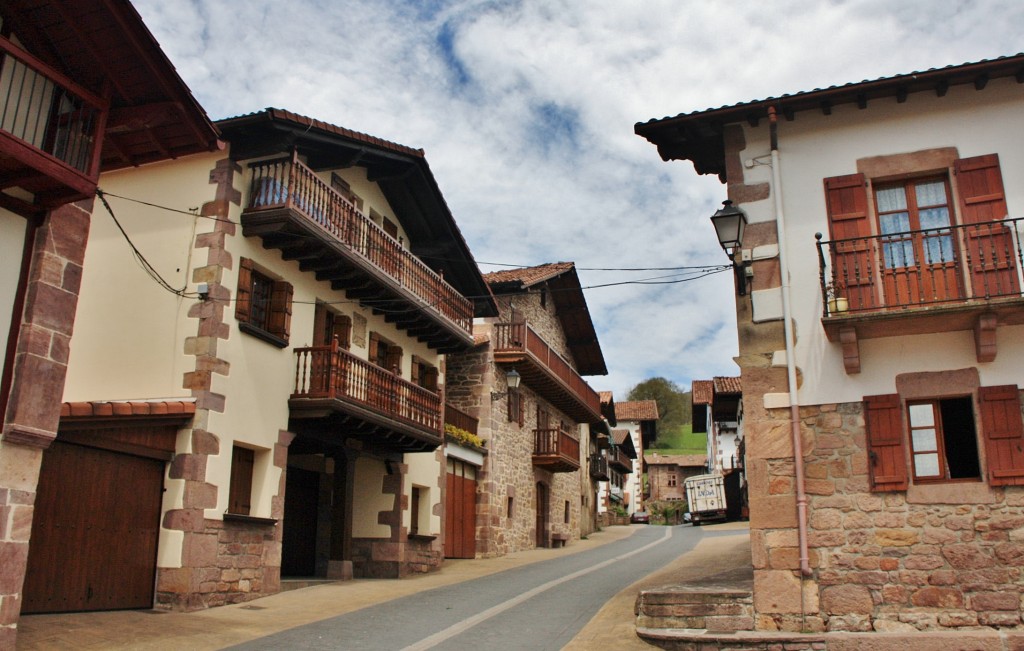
[369,332,380,364]
[334,315,352,349]
[268,281,293,341]
[864,393,908,491]
[236,258,254,323]
[313,303,328,346]
[423,367,439,392]
[229,446,254,515]
[979,385,1024,486]
[955,154,1019,298]
[824,174,878,310]
[410,357,421,385]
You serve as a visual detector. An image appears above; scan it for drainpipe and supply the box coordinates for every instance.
[767,106,812,577]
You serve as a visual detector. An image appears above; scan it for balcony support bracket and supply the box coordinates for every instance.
[975,313,998,363]
[840,326,860,375]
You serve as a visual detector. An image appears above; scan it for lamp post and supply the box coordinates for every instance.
[710,200,750,296]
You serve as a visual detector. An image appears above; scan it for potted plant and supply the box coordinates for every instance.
[826,279,849,314]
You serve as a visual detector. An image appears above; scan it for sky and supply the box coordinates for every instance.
[135,0,1024,399]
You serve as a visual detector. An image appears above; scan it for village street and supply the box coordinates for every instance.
[18,524,751,650]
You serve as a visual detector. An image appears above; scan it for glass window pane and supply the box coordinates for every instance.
[876,187,908,212]
[915,181,947,208]
[914,453,940,477]
[922,234,954,263]
[880,212,911,235]
[909,403,935,427]
[919,207,951,230]
[912,428,938,452]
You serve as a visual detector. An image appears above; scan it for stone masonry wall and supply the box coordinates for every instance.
[753,398,1024,634]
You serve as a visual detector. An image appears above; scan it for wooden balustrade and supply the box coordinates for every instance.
[589,454,609,480]
[492,322,601,420]
[610,448,633,473]
[532,427,580,472]
[246,154,473,334]
[444,403,478,436]
[293,342,441,433]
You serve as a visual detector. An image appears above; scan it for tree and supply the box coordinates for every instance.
[626,377,691,434]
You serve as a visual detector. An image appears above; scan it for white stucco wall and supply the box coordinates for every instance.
[0,209,27,373]
[735,77,1024,406]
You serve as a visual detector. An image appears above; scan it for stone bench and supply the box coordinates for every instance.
[551,533,570,548]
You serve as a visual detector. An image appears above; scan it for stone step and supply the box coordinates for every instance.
[279,578,338,592]
[636,584,755,632]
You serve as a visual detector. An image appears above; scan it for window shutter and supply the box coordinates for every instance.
[369,332,379,362]
[979,385,1024,486]
[955,154,1019,298]
[236,258,254,323]
[410,357,421,385]
[824,174,877,310]
[386,345,403,375]
[229,446,254,515]
[268,281,293,341]
[334,315,352,349]
[313,303,328,346]
[864,393,908,491]
[423,367,439,392]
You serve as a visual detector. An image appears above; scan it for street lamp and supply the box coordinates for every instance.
[710,200,751,295]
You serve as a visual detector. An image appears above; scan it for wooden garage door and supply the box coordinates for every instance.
[444,459,476,559]
[22,440,165,613]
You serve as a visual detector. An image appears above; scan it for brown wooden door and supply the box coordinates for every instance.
[282,466,320,577]
[23,440,164,613]
[535,482,549,548]
[444,459,477,558]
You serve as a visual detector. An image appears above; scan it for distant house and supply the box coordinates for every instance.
[609,399,659,515]
[445,262,608,555]
[639,53,1024,635]
[645,453,707,502]
[0,0,218,641]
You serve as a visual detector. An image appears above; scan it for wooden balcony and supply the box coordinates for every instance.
[241,153,474,352]
[533,427,580,473]
[0,36,107,212]
[492,322,602,423]
[589,454,610,480]
[816,219,1024,372]
[609,447,633,474]
[289,342,442,452]
[444,403,478,436]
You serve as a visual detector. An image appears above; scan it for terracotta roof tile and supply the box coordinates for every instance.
[61,399,197,420]
[713,376,742,394]
[644,453,707,468]
[691,380,714,405]
[483,262,575,288]
[615,400,659,422]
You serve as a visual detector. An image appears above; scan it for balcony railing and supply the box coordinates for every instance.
[245,154,473,336]
[533,427,580,473]
[609,447,633,473]
[492,322,601,423]
[589,454,609,480]
[444,403,478,436]
[815,217,1024,317]
[0,37,107,202]
[292,342,441,438]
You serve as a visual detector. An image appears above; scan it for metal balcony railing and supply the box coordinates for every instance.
[815,217,1024,317]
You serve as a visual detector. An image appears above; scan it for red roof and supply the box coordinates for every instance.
[615,400,659,422]
[483,262,575,288]
[644,453,707,468]
[691,380,713,406]
[61,399,196,420]
[713,377,742,395]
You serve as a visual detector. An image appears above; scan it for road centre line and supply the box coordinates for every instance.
[401,527,674,651]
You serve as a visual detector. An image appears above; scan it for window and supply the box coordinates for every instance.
[865,385,1024,491]
[508,390,524,426]
[668,474,677,487]
[411,356,439,392]
[236,258,292,347]
[564,500,570,524]
[507,496,514,519]
[314,302,351,348]
[907,398,980,481]
[228,446,254,515]
[331,173,363,211]
[410,486,427,536]
[824,153,1018,311]
[368,332,402,375]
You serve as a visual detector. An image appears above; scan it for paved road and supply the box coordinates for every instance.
[227,525,741,651]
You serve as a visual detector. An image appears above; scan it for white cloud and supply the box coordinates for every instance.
[136,0,1024,398]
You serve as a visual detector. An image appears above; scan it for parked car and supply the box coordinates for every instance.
[630,511,650,524]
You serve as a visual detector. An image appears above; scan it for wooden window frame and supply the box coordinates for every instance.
[411,355,439,392]
[236,258,292,348]
[905,398,980,483]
